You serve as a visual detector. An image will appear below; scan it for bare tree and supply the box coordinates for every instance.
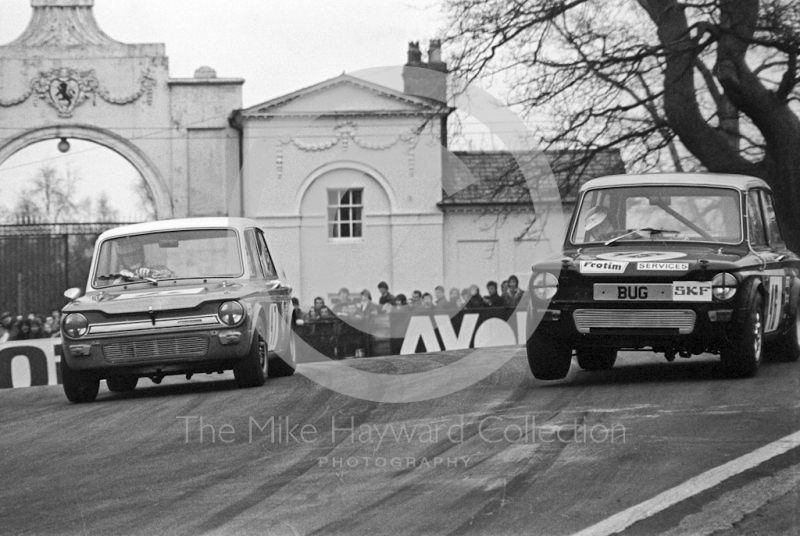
[444,0,800,250]
[13,165,78,223]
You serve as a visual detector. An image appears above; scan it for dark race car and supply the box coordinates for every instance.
[60,218,296,402]
[526,173,800,380]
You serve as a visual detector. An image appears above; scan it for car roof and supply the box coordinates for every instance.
[97,217,260,241]
[579,173,770,193]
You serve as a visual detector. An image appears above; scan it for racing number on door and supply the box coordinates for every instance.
[765,276,784,332]
[268,303,280,349]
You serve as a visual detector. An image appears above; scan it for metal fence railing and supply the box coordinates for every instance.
[0,222,141,315]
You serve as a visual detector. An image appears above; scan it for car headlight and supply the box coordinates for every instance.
[219,301,245,326]
[531,272,559,300]
[63,313,88,338]
[712,272,737,300]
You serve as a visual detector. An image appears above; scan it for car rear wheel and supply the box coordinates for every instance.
[721,287,763,378]
[106,375,138,393]
[576,347,617,371]
[268,329,296,378]
[527,332,572,380]
[61,356,100,403]
[234,333,267,388]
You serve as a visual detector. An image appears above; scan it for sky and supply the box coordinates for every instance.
[0,0,448,221]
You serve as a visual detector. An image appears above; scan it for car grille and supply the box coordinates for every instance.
[103,336,209,363]
[573,309,696,334]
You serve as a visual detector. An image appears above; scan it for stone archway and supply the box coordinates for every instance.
[0,124,171,219]
[0,0,244,220]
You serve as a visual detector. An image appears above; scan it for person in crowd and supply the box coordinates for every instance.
[290,298,303,324]
[1,312,18,342]
[501,280,509,296]
[434,286,448,309]
[16,319,32,340]
[50,308,61,328]
[419,292,435,310]
[460,288,472,307]
[353,289,380,319]
[43,315,56,337]
[307,296,335,320]
[391,294,410,312]
[448,287,462,309]
[484,280,505,308]
[351,289,379,357]
[332,287,355,317]
[504,275,525,307]
[28,318,44,339]
[465,284,485,309]
[377,281,395,310]
[408,290,423,309]
[0,312,11,343]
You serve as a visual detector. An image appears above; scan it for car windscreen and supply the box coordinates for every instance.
[571,186,742,245]
[93,228,243,287]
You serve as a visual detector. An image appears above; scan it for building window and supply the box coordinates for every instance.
[328,188,363,239]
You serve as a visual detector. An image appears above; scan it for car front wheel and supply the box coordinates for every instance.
[234,333,267,388]
[61,356,100,403]
[721,286,763,378]
[527,332,572,380]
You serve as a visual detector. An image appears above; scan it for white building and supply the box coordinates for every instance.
[231,44,623,303]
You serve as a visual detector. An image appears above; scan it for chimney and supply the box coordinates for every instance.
[428,39,444,67]
[407,41,422,65]
[402,39,448,103]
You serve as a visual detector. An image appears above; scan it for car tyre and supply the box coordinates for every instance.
[721,286,763,378]
[61,356,100,403]
[527,332,572,380]
[576,347,617,371]
[234,333,267,388]
[268,330,296,378]
[106,375,138,393]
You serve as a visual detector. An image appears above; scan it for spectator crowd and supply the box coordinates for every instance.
[0,309,62,342]
[303,276,527,322]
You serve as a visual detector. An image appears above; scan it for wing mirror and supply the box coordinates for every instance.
[63,288,84,301]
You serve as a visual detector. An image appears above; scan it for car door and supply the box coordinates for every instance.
[758,189,800,333]
[254,228,291,353]
[748,189,786,333]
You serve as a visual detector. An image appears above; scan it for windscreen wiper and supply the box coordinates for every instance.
[604,228,679,246]
[97,273,158,284]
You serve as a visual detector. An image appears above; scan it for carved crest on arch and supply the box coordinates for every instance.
[0,66,156,118]
[31,67,98,118]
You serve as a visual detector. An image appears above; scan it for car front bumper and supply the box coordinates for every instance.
[62,326,252,376]
[529,299,742,352]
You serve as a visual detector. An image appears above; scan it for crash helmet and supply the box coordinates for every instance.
[584,206,609,232]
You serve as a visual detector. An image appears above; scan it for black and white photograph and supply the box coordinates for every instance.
[1,1,799,534]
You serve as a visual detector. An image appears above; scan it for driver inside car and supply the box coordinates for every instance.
[584,206,616,242]
[115,240,175,282]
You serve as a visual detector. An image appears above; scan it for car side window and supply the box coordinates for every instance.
[255,229,277,278]
[244,229,265,279]
[746,190,768,248]
[759,190,786,249]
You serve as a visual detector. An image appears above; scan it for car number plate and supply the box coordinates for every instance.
[594,284,672,301]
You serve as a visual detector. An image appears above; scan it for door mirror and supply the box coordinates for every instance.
[63,288,84,301]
